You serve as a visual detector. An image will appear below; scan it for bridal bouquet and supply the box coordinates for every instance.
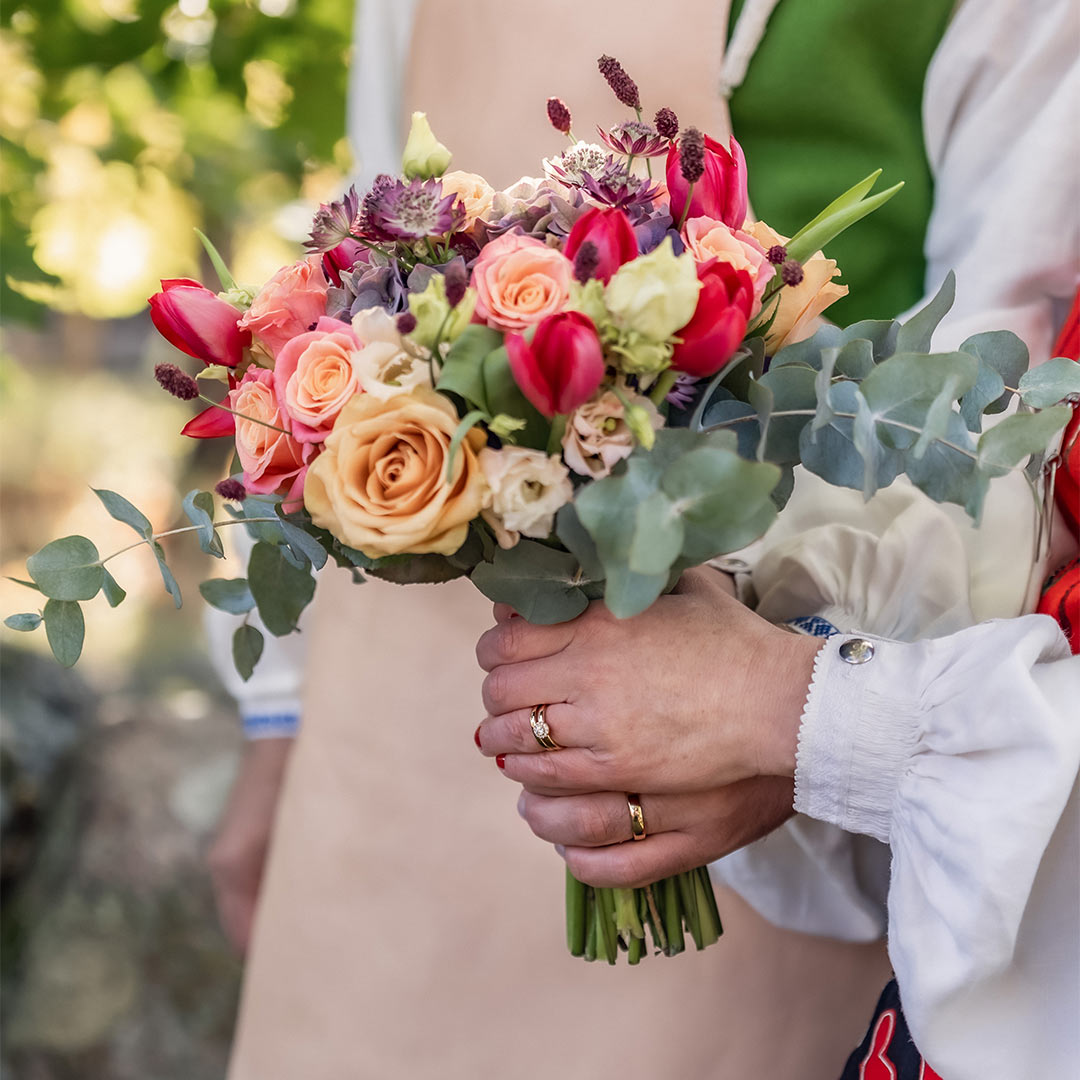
[10,56,1079,964]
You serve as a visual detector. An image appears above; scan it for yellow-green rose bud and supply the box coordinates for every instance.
[401,112,453,180]
[488,413,528,441]
[611,330,673,375]
[407,275,477,350]
[605,237,701,341]
[565,278,609,329]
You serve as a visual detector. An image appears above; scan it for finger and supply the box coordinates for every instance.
[475,617,576,672]
[480,656,574,716]
[562,831,707,889]
[493,603,517,623]
[477,703,589,757]
[498,746,614,794]
[521,790,681,847]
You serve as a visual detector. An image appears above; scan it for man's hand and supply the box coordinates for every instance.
[475,567,820,795]
[207,737,293,954]
[519,777,796,888]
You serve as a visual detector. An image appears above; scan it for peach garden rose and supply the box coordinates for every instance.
[303,387,487,558]
[682,216,775,314]
[238,254,329,358]
[471,231,573,331]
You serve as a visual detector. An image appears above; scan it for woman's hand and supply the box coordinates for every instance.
[519,777,796,888]
[207,737,292,953]
[475,567,820,795]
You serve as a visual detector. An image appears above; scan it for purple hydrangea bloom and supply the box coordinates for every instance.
[358,175,465,241]
[327,259,409,319]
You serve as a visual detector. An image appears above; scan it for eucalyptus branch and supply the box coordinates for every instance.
[99,518,282,566]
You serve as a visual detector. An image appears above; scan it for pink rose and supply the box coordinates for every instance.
[273,316,361,443]
[239,255,329,358]
[471,231,573,331]
[683,216,775,315]
[229,367,313,507]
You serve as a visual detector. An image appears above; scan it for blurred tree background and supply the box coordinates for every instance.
[1,2,352,1076]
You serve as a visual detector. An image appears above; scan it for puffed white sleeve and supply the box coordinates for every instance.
[203,528,308,739]
[797,618,1080,1079]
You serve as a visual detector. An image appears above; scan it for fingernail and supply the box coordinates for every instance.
[496,754,506,770]
[474,726,482,750]
[554,844,566,857]
[516,792,526,817]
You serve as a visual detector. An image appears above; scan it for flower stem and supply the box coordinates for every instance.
[565,869,587,956]
[198,395,291,436]
[99,518,281,567]
[649,369,679,406]
[676,182,696,231]
[545,414,568,455]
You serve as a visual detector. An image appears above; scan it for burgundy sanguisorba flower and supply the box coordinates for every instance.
[671,260,755,377]
[665,133,749,230]
[506,311,606,418]
[148,279,250,367]
[563,206,638,284]
[358,175,465,241]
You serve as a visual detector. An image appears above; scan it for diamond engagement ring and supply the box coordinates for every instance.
[529,705,562,750]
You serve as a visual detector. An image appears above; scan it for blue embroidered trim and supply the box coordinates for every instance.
[243,713,300,739]
[786,615,840,638]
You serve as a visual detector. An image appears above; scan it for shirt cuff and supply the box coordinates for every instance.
[793,633,923,843]
[241,700,301,740]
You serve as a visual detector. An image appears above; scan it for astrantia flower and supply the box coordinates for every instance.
[580,161,663,211]
[358,176,464,241]
[305,186,360,253]
[543,141,610,188]
[596,121,668,159]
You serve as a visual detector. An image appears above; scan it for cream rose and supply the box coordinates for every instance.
[439,170,495,228]
[562,390,662,478]
[744,221,849,352]
[304,388,487,558]
[479,446,573,549]
[351,308,432,400]
[683,216,775,313]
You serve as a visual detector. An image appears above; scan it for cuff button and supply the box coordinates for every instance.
[839,638,875,664]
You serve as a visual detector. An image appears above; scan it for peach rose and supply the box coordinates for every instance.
[303,388,487,558]
[230,367,312,506]
[471,231,573,331]
[273,316,361,443]
[439,170,495,229]
[744,221,849,352]
[683,216,775,314]
[239,255,329,358]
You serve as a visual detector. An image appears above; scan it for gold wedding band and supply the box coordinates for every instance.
[530,705,562,751]
[627,794,647,841]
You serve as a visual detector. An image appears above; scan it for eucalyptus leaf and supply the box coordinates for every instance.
[628,491,685,576]
[977,407,1071,474]
[912,373,965,459]
[755,363,817,462]
[471,540,590,623]
[232,624,264,681]
[895,272,955,354]
[699,394,759,458]
[101,569,126,607]
[904,411,978,505]
[770,323,843,371]
[7,577,41,592]
[555,504,605,583]
[436,324,502,410]
[247,540,315,636]
[276,518,329,570]
[5,612,42,631]
[833,337,877,381]
[182,489,224,558]
[26,536,104,602]
[839,319,899,363]
[151,542,183,608]
[92,488,152,538]
[1017,356,1080,409]
[199,577,255,614]
[43,599,84,667]
[958,330,1029,426]
[366,554,468,584]
[812,347,840,432]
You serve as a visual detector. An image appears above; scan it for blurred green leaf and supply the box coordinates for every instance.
[247,540,315,636]
[101,569,126,607]
[182,489,225,558]
[26,536,104,601]
[43,599,84,667]
[1018,357,1080,409]
[199,577,255,614]
[977,407,1071,474]
[151,541,183,609]
[471,541,590,623]
[233,624,264,682]
[436,325,502,410]
[5,613,43,632]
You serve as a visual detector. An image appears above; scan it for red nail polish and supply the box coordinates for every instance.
[496,754,506,770]
[474,726,482,749]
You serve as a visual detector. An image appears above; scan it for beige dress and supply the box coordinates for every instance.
[227,3,893,1076]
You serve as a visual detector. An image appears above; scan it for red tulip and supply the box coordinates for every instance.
[563,206,638,284]
[322,239,365,287]
[148,278,250,367]
[181,404,236,439]
[666,134,748,230]
[671,260,755,377]
[507,311,606,418]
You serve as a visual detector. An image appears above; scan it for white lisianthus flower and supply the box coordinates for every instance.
[562,390,662,478]
[350,307,432,400]
[479,446,574,549]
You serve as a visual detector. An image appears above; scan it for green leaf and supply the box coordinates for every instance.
[471,540,591,623]
[199,577,255,614]
[811,347,840,432]
[958,331,1029,428]
[977,407,1071,474]
[43,599,84,667]
[366,554,468,584]
[787,173,905,266]
[7,577,41,592]
[770,324,843,372]
[101,569,126,607]
[26,536,104,601]
[247,540,316,636]
[1017,356,1080,409]
[435,324,502,410]
[182,489,224,558]
[688,343,764,430]
[151,542,183,608]
[555,504,605,583]
[195,228,238,292]
[232,624,264,681]
[628,491,684,576]
[276,517,329,570]
[912,373,965,459]
[905,411,978,505]
[5,612,42,631]
[238,496,288,544]
[699,394,759,458]
[92,488,152,538]
[838,320,899,363]
[895,272,956,354]
[446,409,487,483]
[832,337,877,382]
[755,363,817,462]
[481,346,550,450]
